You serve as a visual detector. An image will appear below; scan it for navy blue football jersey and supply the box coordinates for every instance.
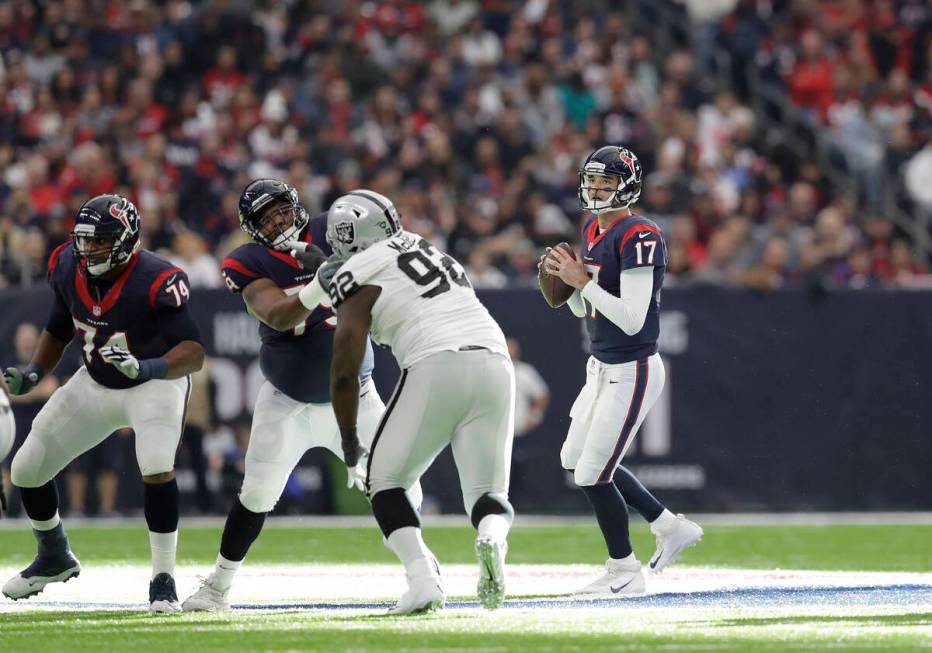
[581,214,667,364]
[221,214,374,404]
[46,243,202,389]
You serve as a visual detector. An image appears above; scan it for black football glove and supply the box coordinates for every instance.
[290,243,328,274]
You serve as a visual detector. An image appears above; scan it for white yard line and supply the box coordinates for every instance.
[1,565,930,613]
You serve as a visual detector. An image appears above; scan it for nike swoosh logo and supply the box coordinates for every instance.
[609,380,619,384]
[610,579,634,593]
[650,549,663,568]
[638,232,651,239]
[166,274,177,284]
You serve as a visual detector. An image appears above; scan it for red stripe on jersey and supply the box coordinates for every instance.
[584,216,628,250]
[619,224,660,251]
[267,248,300,268]
[302,225,313,244]
[47,242,68,283]
[148,267,184,307]
[74,253,141,317]
[221,257,259,279]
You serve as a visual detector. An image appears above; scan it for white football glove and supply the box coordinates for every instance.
[346,449,369,493]
[99,345,141,379]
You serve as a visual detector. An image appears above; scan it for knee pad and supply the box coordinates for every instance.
[370,488,420,538]
[238,480,280,514]
[10,441,49,489]
[469,492,514,529]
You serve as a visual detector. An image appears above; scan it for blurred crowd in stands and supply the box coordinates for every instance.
[0,0,930,293]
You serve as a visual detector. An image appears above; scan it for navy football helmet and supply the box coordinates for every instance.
[71,194,141,276]
[578,145,643,213]
[238,179,309,250]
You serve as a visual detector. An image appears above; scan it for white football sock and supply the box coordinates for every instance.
[651,509,678,533]
[212,554,242,592]
[149,531,178,579]
[477,514,510,542]
[610,552,639,565]
[386,527,437,577]
[31,512,61,531]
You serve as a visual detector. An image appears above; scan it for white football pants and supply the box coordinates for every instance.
[0,391,15,461]
[11,366,190,487]
[561,353,665,486]
[239,378,422,513]
[366,348,515,515]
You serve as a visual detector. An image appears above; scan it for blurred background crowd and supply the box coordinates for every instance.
[0,0,930,293]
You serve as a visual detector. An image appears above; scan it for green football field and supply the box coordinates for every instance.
[1,520,930,652]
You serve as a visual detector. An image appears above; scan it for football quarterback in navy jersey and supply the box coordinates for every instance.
[183,179,421,612]
[542,146,702,596]
[2,194,205,612]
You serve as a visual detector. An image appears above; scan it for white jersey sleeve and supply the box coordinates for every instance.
[330,231,508,368]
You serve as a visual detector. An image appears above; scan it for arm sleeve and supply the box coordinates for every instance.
[44,288,74,342]
[567,289,587,318]
[580,267,655,336]
[157,305,203,346]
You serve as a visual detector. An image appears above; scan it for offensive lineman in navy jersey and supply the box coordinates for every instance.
[183,180,421,611]
[2,194,205,611]
[543,146,702,596]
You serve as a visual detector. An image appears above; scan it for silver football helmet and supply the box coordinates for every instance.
[325,190,402,260]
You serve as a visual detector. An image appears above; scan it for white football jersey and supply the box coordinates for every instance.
[328,231,508,368]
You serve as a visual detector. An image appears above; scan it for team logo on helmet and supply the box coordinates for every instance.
[334,221,355,244]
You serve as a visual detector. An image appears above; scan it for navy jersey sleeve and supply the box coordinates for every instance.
[148,266,191,310]
[44,243,73,341]
[220,250,262,294]
[157,306,203,345]
[619,224,666,271]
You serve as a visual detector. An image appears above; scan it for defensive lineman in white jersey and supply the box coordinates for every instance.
[300,189,515,614]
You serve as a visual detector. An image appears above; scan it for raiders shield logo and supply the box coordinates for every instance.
[334,221,355,244]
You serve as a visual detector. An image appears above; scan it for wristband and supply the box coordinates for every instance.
[137,358,168,381]
[340,427,360,466]
[23,363,44,384]
[298,275,327,310]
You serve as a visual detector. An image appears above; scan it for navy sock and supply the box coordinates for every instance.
[20,481,59,521]
[371,488,420,538]
[580,483,633,559]
[219,498,267,562]
[614,465,665,522]
[144,478,179,534]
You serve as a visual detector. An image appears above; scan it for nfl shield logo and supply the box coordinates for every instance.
[93,305,101,317]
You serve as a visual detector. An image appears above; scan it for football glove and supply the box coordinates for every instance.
[3,365,41,396]
[290,242,328,274]
[316,257,343,293]
[100,345,141,379]
[346,449,369,493]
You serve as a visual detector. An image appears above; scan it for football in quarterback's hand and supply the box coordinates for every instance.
[538,242,577,308]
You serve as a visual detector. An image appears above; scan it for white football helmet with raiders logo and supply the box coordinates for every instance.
[325,190,402,261]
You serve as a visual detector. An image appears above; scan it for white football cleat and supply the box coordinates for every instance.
[2,551,82,600]
[475,536,507,609]
[575,557,645,597]
[648,514,703,572]
[182,574,231,612]
[387,557,445,615]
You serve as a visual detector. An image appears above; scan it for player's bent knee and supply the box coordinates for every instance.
[371,488,420,538]
[10,443,51,488]
[573,466,603,488]
[469,492,514,529]
[238,484,280,514]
